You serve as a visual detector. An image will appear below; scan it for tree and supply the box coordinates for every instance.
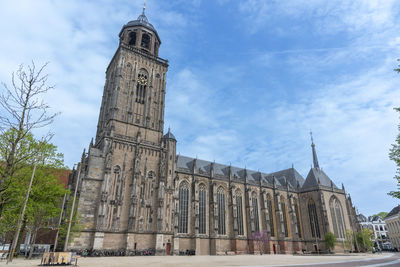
[0,62,59,216]
[325,232,336,253]
[0,134,67,260]
[395,59,400,73]
[389,61,400,199]
[372,212,388,219]
[250,230,269,255]
[356,228,374,252]
[344,229,354,252]
[55,197,82,251]
[388,107,400,199]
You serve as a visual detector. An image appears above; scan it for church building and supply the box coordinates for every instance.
[68,8,359,255]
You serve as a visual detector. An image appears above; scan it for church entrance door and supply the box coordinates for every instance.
[166,243,171,255]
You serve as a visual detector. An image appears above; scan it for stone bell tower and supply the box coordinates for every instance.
[70,6,176,254]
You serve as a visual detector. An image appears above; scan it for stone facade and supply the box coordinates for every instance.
[385,206,400,251]
[358,214,389,249]
[68,9,359,255]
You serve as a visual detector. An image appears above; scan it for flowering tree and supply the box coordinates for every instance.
[250,230,269,254]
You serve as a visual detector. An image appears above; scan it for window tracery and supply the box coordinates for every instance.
[217,187,226,235]
[199,184,206,234]
[329,196,345,238]
[308,198,321,238]
[235,190,244,235]
[178,182,189,233]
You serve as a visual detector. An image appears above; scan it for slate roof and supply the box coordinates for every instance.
[175,155,305,188]
[357,214,367,222]
[163,129,176,140]
[302,167,338,190]
[176,155,194,171]
[270,168,305,188]
[387,205,400,218]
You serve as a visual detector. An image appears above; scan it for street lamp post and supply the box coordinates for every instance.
[64,163,82,251]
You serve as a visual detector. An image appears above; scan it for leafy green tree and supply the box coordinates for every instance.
[25,167,67,258]
[0,134,67,257]
[55,198,82,251]
[344,229,354,251]
[325,232,336,253]
[356,228,374,252]
[395,59,400,73]
[388,107,400,199]
[373,212,388,219]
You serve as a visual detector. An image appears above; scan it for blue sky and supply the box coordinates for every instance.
[1,0,400,216]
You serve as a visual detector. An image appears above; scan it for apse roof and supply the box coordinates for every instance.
[302,167,338,189]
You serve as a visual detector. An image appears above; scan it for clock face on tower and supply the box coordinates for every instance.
[138,75,148,85]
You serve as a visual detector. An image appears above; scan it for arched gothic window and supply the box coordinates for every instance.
[252,192,260,232]
[266,194,275,237]
[128,31,137,46]
[330,196,345,238]
[308,199,321,238]
[281,196,289,237]
[198,185,206,234]
[235,190,244,235]
[136,71,148,104]
[178,182,189,233]
[141,33,151,49]
[217,187,226,235]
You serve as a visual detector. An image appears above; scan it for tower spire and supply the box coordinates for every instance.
[143,0,146,14]
[310,131,320,169]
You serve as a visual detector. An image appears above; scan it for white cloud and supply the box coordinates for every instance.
[0,0,194,167]
[238,0,399,36]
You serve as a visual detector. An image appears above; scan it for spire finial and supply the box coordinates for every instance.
[143,0,146,14]
[310,131,320,169]
[310,130,314,144]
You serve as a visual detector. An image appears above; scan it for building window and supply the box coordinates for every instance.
[329,197,345,239]
[128,31,136,46]
[235,192,244,235]
[267,194,275,237]
[294,199,302,238]
[217,187,226,235]
[178,182,189,233]
[199,185,206,234]
[308,199,321,238]
[281,197,288,237]
[141,33,151,49]
[252,192,260,232]
[136,72,147,104]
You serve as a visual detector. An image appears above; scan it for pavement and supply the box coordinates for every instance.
[0,252,397,267]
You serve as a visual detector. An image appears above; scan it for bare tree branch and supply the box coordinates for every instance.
[0,62,60,213]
